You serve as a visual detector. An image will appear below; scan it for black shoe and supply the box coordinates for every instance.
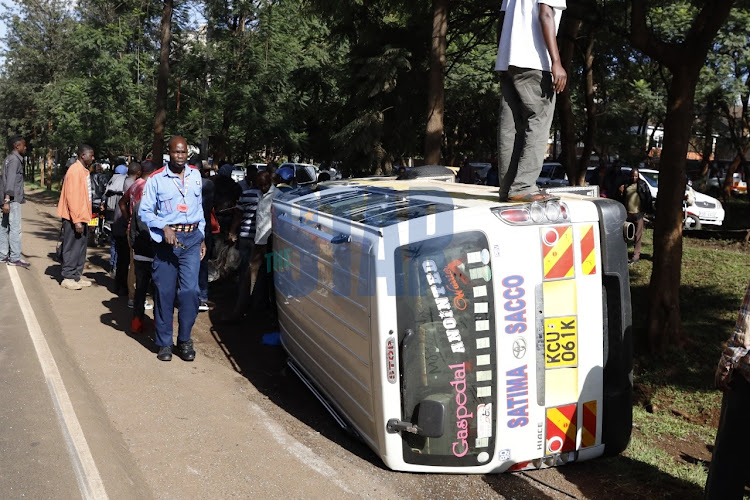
[157,345,173,361]
[175,340,196,361]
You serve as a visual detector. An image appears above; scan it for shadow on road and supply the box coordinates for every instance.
[199,278,384,469]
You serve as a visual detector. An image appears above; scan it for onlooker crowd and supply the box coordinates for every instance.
[0,132,290,362]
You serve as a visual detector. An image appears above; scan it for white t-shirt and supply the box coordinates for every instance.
[495,0,566,72]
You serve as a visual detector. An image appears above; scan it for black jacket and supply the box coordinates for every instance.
[617,178,653,214]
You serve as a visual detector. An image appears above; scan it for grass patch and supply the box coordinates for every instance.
[625,407,713,489]
[25,180,61,202]
[614,203,749,493]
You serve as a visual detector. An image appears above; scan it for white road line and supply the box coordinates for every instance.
[248,402,354,496]
[8,266,108,500]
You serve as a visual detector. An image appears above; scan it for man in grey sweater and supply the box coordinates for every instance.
[0,135,29,268]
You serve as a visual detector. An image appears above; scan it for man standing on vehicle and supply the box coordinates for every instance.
[705,278,750,499]
[0,135,30,268]
[139,136,206,362]
[57,144,95,290]
[617,167,652,266]
[496,0,567,203]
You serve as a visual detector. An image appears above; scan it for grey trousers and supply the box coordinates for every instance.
[0,201,23,261]
[61,219,88,280]
[498,67,556,200]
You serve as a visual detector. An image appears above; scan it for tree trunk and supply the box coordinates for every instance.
[152,0,174,164]
[630,0,734,354]
[578,32,596,182]
[424,0,447,165]
[646,69,697,352]
[556,13,582,183]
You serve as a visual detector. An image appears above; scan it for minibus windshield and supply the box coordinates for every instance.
[395,231,497,466]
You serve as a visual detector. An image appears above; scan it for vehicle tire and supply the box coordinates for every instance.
[87,230,97,247]
[683,214,701,231]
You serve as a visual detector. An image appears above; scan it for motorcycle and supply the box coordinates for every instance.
[87,201,110,247]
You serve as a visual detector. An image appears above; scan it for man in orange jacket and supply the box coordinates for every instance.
[57,144,95,290]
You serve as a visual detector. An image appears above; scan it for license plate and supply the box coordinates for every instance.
[544,316,578,368]
[88,218,98,227]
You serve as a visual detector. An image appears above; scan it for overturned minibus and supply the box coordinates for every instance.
[272,176,632,473]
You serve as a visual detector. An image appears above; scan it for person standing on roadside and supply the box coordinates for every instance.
[57,144,95,290]
[120,160,157,334]
[705,278,750,499]
[247,171,277,311]
[192,157,215,313]
[616,167,652,266]
[123,161,143,306]
[0,135,30,268]
[495,0,567,203]
[139,136,206,362]
[225,165,261,322]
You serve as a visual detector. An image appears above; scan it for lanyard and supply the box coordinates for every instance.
[171,174,188,199]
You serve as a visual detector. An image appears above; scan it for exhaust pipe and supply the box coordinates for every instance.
[623,221,635,241]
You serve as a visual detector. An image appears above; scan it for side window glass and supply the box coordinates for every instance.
[297,167,314,184]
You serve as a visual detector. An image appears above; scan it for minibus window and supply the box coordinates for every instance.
[395,232,496,466]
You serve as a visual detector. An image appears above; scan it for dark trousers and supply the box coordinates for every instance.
[705,375,750,499]
[251,237,275,311]
[151,230,202,347]
[61,219,88,280]
[133,259,153,320]
[198,231,214,303]
[627,213,644,260]
[113,235,130,293]
[231,237,255,316]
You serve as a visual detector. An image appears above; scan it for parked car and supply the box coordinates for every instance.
[536,162,569,188]
[316,165,342,182]
[468,162,492,184]
[230,166,246,183]
[278,162,318,186]
[622,167,724,229]
[706,166,747,195]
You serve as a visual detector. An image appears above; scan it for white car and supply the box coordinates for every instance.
[536,162,569,188]
[230,166,246,183]
[625,168,724,229]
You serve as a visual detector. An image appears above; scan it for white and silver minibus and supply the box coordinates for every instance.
[272,174,632,473]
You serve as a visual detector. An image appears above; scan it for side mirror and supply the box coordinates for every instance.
[414,399,445,438]
[386,398,445,438]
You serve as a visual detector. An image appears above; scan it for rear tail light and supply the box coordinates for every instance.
[492,200,569,225]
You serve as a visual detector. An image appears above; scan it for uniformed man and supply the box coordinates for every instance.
[139,136,207,361]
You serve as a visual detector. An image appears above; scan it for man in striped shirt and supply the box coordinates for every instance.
[225,166,262,322]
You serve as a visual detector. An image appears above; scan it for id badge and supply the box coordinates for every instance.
[177,204,188,213]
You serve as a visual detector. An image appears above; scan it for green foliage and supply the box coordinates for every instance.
[0,0,745,176]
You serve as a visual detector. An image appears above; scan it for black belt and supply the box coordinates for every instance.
[170,223,199,232]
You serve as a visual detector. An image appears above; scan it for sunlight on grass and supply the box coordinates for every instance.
[627,407,712,488]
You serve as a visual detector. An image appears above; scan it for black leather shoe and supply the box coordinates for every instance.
[157,345,173,361]
[175,340,196,362]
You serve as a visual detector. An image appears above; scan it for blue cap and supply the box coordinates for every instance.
[115,165,128,175]
[277,166,294,182]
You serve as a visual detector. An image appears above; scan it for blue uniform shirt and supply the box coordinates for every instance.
[139,164,206,243]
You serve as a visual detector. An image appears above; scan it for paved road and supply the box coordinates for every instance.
[0,193,586,499]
